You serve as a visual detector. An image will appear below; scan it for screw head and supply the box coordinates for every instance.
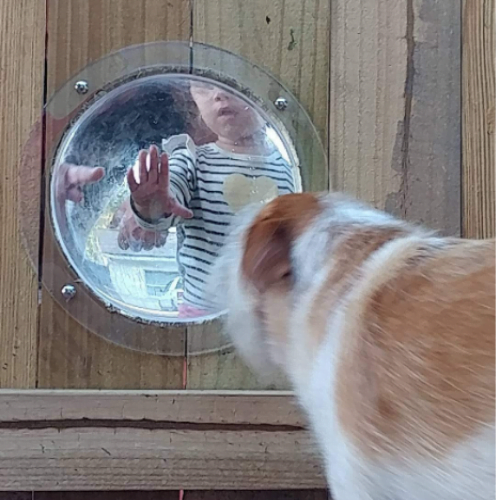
[274,97,288,111]
[74,80,89,95]
[61,284,77,301]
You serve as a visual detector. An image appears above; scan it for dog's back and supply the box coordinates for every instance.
[210,193,496,499]
[304,234,495,499]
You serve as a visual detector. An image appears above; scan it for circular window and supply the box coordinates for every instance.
[21,41,326,353]
[51,73,304,324]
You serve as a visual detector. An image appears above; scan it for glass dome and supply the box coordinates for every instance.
[17,41,327,353]
[50,74,303,324]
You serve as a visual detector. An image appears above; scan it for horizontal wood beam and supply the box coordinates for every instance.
[0,390,325,490]
[0,390,303,426]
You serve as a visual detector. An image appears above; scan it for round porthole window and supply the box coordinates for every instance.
[23,41,326,353]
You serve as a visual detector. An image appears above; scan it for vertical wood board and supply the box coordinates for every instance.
[330,0,461,237]
[0,0,46,388]
[38,0,191,389]
[330,0,408,208]
[188,0,331,390]
[462,0,496,238]
[402,0,461,235]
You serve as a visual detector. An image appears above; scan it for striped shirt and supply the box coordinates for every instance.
[133,134,300,309]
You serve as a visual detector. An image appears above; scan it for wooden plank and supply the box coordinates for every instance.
[187,344,289,391]
[330,0,407,208]
[330,0,461,236]
[36,494,178,500]
[0,391,325,491]
[36,493,179,500]
[0,493,330,499]
[38,0,191,389]
[37,308,185,389]
[0,0,46,388]
[46,0,191,93]
[0,429,324,490]
[403,0,461,235]
[0,390,304,427]
[463,0,496,238]
[188,0,331,390]
[184,491,328,500]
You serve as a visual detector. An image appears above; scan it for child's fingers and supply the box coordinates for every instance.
[65,165,105,187]
[141,231,156,251]
[110,202,127,228]
[155,232,167,248]
[138,149,148,183]
[148,145,159,184]
[85,166,105,183]
[127,167,139,192]
[159,152,169,189]
[117,230,130,250]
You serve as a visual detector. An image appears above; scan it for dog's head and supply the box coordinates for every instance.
[209,192,400,377]
[207,193,320,375]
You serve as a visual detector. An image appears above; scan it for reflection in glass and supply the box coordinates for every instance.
[51,74,302,323]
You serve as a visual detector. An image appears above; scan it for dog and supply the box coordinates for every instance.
[209,192,495,500]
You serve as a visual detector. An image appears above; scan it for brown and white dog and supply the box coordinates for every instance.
[209,192,495,500]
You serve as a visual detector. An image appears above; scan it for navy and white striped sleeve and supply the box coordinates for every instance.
[168,148,196,209]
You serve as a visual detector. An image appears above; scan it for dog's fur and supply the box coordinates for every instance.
[209,192,495,500]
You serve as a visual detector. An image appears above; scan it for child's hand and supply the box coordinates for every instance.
[55,163,105,204]
[114,200,167,252]
[127,145,193,220]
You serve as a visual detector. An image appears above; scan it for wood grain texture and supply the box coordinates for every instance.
[330,0,461,236]
[189,0,331,390]
[402,0,461,235]
[0,429,324,490]
[186,350,289,391]
[183,491,328,500]
[0,0,45,388]
[38,0,191,389]
[37,298,185,389]
[330,0,407,208]
[0,390,304,427]
[0,391,325,491]
[463,0,496,238]
[35,493,178,500]
[46,0,191,93]
[0,390,325,490]
[2,493,329,499]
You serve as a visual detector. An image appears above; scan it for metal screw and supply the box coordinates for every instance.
[61,284,77,301]
[74,80,89,95]
[274,97,288,111]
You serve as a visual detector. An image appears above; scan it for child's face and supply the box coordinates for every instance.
[190,81,263,142]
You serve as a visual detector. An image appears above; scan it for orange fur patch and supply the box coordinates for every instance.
[308,228,407,353]
[335,238,495,458]
[242,193,321,292]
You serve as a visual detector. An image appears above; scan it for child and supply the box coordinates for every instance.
[124,80,301,316]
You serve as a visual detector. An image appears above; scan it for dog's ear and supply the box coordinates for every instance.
[242,217,292,293]
[241,194,320,293]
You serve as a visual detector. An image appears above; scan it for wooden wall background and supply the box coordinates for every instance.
[463,0,496,238]
[0,0,494,495]
[0,493,328,500]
